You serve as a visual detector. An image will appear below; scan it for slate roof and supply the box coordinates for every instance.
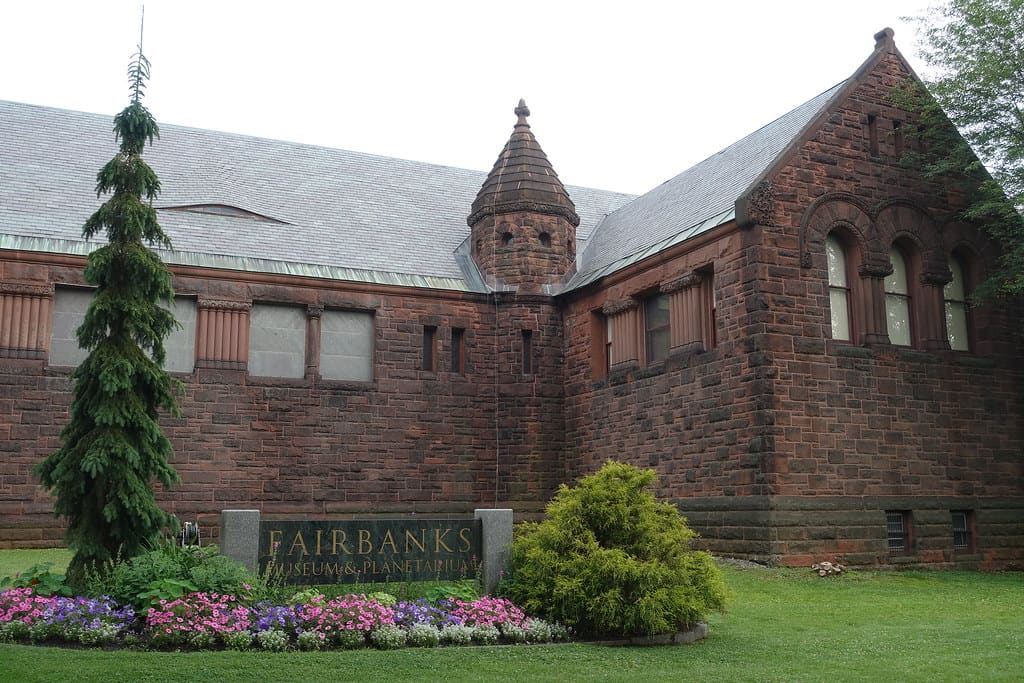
[567,81,847,290]
[468,100,580,228]
[0,100,633,292]
[1,79,847,294]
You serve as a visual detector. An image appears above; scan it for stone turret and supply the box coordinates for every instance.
[468,100,580,292]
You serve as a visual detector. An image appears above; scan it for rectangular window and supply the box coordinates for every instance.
[521,329,533,375]
[701,270,717,350]
[451,327,465,374]
[952,510,974,552]
[49,288,195,372]
[893,120,904,157]
[319,309,373,381]
[49,287,93,367]
[422,325,436,372]
[868,114,879,157]
[886,510,913,554]
[163,297,196,374]
[249,303,306,378]
[644,294,669,364]
[589,312,611,379]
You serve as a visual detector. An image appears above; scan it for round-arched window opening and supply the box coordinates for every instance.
[538,232,552,247]
[501,232,514,245]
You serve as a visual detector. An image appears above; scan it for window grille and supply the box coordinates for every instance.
[952,510,972,551]
[886,510,909,553]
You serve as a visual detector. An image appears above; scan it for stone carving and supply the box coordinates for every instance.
[197,298,251,311]
[660,271,702,294]
[602,298,638,315]
[745,180,776,228]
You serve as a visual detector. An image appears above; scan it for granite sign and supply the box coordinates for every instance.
[258,518,482,584]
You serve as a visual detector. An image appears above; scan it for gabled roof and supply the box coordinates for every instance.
[0,33,899,296]
[0,100,633,292]
[566,81,847,290]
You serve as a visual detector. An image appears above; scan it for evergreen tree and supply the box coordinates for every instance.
[35,47,180,584]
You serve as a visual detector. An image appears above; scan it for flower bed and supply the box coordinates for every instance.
[0,587,569,651]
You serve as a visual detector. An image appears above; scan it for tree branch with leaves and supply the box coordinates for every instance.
[906,0,1024,300]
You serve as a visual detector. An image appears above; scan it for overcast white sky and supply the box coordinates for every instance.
[2,1,932,195]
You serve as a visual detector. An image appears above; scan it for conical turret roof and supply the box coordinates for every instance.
[468,100,580,227]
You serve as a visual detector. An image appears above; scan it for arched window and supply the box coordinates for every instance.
[944,256,970,351]
[826,234,851,341]
[885,247,913,346]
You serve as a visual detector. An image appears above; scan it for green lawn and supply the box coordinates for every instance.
[0,547,71,579]
[1,551,1021,682]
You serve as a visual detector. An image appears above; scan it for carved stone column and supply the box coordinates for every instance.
[305,304,323,378]
[858,261,892,346]
[0,283,54,360]
[196,298,251,370]
[920,269,953,351]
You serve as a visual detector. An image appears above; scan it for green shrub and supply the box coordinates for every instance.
[85,540,266,610]
[424,579,479,603]
[504,460,726,638]
[367,591,397,606]
[0,562,72,597]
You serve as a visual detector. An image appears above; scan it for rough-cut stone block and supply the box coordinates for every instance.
[221,509,260,573]
[475,508,513,594]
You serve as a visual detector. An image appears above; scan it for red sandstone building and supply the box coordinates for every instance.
[1,30,1021,567]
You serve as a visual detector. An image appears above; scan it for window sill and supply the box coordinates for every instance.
[246,375,311,388]
[318,377,375,390]
[827,340,994,367]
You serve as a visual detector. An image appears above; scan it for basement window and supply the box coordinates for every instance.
[952,510,975,552]
[886,510,913,553]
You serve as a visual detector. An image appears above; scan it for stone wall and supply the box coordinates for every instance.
[754,44,1024,564]
[559,44,1024,567]
[0,257,568,547]
[470,211,576,293]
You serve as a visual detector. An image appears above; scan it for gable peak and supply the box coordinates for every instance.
[874,27,895,51]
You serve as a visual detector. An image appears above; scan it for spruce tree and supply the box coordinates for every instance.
[35,46,180,584]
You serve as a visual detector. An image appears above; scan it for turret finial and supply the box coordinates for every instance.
[515,99,530,126]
